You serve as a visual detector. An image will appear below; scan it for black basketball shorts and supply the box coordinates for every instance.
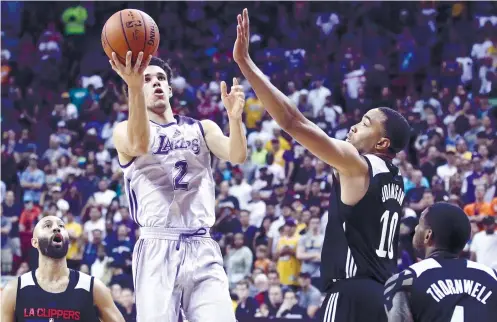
[318,277,387,322]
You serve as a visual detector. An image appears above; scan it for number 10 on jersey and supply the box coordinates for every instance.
[376,210,399,259]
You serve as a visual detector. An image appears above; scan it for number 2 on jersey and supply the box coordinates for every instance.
[376,210,398,259]
[173,160,189,190]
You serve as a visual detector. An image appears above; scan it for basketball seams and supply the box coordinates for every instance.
[137,11,148,52]
[119,10,133,57]
[103,22,126,64]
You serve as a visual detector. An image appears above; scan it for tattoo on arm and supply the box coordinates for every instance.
[387,291,414,322]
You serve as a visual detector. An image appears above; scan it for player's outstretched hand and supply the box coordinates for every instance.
[221,77,245,120]
[233,8,250,64]
[109,51,152,88]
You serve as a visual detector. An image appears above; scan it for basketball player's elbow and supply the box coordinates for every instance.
[127,133,149,155]
[129,142,148,156]
[229,148,247,165]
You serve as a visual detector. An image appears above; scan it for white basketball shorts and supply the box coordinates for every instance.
[132,227,235,322]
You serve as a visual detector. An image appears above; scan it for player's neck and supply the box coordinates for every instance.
[148,107,175,125]
[426,249,458,259]
[37,257,69,281]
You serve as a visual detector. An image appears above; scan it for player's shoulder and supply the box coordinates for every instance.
[363,154,392,177]
[384,269,415,293]
[384,258,447,298]
[3,276,19,295]
[1,276,19,313]
[17,271,35,290]
[384,269,415,310]
[465,260,497,282]
[177,115,200,125]
[113,120,129,135]
[407,257,444,278]
[73,269,94,292]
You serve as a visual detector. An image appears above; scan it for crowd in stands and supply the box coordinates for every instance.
[2,1,497,321]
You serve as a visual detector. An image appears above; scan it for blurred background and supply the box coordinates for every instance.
[1,1,497,321]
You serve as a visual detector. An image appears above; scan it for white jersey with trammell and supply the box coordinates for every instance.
[119,115,215,228]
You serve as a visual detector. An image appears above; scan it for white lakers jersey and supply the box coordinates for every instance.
[119,115,215,228]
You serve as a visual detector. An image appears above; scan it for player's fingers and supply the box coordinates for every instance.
[243,8,250,36]
[237,25,242,42]
[138,54,153,74]
[233,77,239,86]
[237,14,244,40]
[220,81,228,97]
[112,52,124,71]
[125,51,132,73]
[134,52,144,74]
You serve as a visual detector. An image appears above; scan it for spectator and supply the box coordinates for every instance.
[91,244,111,284]
[65,211,82,267]
[82,229,104,266]
[225,232,254,288]
[276,289,308,319]
[254,245,272,274]
[235,280,259,320]
[437,148,459,191]
[83,206,106,242]
[108,224,133,269]
[275,219,301,287]
[119,288,137,322]
[92,178,117,209]
[296,272,322,318]
[464,185,494,223]
[108,260,133,290]
[246,190,266,228]
[229,171,252,210]
[2,191,22,259]
[296,216,323,285]
[266,284,284,318]
[463,153,486,203]
[20,154,45,204]
[470,216,497,269]
[19,200,41,233]
[239,210,257,249]
[1,205,13,274]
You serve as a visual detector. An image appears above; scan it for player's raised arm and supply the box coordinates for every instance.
[111,51,153,157]
[201,77,248,164]
[233,9,366,176]
[0,279,17,322]
[93,278,125,322]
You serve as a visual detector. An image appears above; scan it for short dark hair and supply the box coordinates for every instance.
[378,107,411,154]
[149,56,173,82]
[123,56,173,96]
[424,202,470,254]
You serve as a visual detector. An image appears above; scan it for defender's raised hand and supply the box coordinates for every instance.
[109,51,152,88]
[221,77,245,120]
[233,8,250,64]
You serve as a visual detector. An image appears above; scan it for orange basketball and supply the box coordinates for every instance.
[101,9,160,65]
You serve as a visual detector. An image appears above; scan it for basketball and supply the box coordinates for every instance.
[101,9,160,65]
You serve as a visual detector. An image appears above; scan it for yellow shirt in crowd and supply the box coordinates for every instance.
[276,234,301,286]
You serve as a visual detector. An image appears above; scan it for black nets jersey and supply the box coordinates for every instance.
[15,269,100,322]
[321,154,405,292]
[384,257,497,322]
